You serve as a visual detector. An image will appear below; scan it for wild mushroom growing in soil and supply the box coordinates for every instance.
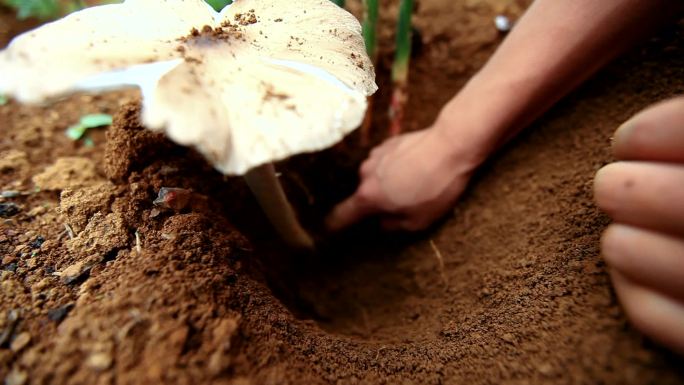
[0,0,377,250]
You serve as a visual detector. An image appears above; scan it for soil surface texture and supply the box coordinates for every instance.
[1,1,683,384]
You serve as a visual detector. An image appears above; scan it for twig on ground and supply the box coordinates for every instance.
[135,230,142,254]
[429,239,448,288]
[63,223,75,239]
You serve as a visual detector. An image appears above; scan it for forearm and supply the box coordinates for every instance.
[434,0,682,169]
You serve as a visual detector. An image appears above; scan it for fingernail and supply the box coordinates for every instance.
[613,118,636,151]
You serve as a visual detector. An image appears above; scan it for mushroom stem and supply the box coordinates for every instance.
[244,163,315,251]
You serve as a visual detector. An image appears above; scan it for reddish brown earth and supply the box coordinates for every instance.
[1,1,683,384]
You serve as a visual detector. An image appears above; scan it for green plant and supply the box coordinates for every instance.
[205,0,232,11]
[3,0,61,20]
[389,0,413,136]
[330,0,345,7]
[0,94,7,106]
[65,113,113,140]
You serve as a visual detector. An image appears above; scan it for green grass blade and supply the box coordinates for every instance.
[392,0,413,83]
[362,0,379,61]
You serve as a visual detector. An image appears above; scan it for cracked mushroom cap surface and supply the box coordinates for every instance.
[0,0,377,175]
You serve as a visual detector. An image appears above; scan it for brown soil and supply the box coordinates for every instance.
[1,2,683,385]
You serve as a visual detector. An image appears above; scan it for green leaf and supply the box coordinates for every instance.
[65,113,113,141]
[80,113,113,127]
[205,0,232,11]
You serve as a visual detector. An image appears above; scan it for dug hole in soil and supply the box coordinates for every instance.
[1,1,683,384]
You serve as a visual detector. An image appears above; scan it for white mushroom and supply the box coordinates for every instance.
[0,0,377,250]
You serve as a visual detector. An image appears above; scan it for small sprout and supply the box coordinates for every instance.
[494,15,512,33]
[65,113,113,140]
[0,0,376,250]
[0,94,7,105]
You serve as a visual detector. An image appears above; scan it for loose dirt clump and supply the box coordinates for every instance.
[32,157,101,191]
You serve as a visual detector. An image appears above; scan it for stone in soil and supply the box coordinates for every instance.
[47,303,75,323]
[0,202,20,218]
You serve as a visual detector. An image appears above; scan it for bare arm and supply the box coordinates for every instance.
[438,0,682,168]
[328,0,682,231]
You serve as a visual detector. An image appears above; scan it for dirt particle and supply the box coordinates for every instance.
[47,303,74,323]
[29,235,44,248]
[0,202,20,218]
[4,369,28,385]
[86,352,113,371]
[55,260,92,285]
[10,331,31,352]
[500,332,517,345]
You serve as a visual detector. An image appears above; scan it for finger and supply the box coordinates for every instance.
[359,157,377,178]
[613,97,684,162]
[594,162,684,236]
[326,191,378,232]
[602,224,684,300]
[610,270,684,354]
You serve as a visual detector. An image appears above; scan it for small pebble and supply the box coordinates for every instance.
[56,261,87,284]
[0,202,20,218]
[29,236,45,249]
[0,309,21,348]
[10,332,31,352]
[2,255,17,265]
[4,369,28,385]
[1,191,20,198]
[153,187,192,211]
[47,303,74,323]
[501,332,517,345]
[494,15,512,33]
[86,352,113,371]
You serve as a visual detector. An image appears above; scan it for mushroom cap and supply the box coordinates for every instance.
[0,0,377,175]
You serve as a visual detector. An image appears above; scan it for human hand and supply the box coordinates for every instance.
[326,126,476,232]
[594,96,684,354]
